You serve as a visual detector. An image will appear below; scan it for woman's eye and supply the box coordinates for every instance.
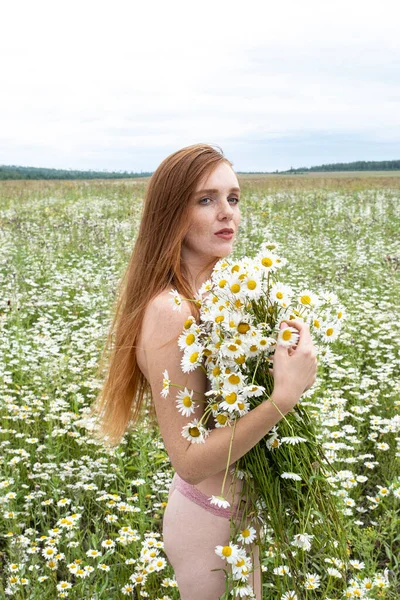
[229,197,240,204]
[199,197,211,205]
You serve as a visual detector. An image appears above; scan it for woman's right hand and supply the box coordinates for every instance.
[269,320,318,413]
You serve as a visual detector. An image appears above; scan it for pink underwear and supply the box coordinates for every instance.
[169,473,244,520]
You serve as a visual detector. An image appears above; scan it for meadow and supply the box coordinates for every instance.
[0,174,399,599]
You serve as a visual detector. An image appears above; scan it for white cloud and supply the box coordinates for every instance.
[1,0,399,170]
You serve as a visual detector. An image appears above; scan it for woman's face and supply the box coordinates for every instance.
[182,162,241,266]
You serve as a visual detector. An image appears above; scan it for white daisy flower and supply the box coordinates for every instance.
[215,543,240,565]
[349,559,365,570]
[178,328,199,351]
[242,385,265,398]
[176,388,196,417]
[214,412,232,428]
[270,282,294,307]
[209,495,230,509]
[376,442,390,451]
[273,565,291,576]
[160,370,170,398]
[320,290,339,304]
[181,343,204,372]
[169,289,182,311]
[197,279,212,295]
[223,371,246,390]
[277,326,300,347]
[297,290,319,307]
[257,250,280,272]
[320,321,340,343]
[281,436,308,445]
[266,432,281,450]
[304,573,321,589]
[327,567,342,578]
[281,472,302,481]
[181,419,209,443]
[221,338,246,359]
[220,391,246,414]
[237,526,257,544]
[281,592,298,600]
[228,278,245,298]
[291,533,314,551]
[231,583,255,597]
[242,274,263,299]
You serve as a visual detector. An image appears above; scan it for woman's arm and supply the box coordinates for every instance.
[141,292,317,485]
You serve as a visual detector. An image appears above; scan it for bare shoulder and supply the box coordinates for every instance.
[141,290,193,349]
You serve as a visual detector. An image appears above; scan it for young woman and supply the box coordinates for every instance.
[91,143,317,599]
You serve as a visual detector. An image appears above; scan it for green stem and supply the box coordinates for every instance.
[221,418,237,497]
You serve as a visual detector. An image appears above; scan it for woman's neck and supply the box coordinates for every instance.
[181,259,215,294]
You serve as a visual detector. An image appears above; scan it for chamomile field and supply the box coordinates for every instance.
[0,174,399,599]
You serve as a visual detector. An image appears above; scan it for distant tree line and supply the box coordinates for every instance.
[1,159,399,180]
[281,160,400,174]
[0,165,152,181]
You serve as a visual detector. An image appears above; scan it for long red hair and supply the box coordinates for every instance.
[89,143,233,446]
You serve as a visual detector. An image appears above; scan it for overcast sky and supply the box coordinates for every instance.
[1,0,399,172]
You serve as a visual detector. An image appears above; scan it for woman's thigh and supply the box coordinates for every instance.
[162,488,261,600]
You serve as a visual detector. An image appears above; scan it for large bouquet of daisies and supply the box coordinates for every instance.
[164,241,350,598]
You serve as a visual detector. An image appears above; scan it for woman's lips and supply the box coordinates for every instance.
[215,229,234,240]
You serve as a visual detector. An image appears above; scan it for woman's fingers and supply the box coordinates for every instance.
[282,319,314,352]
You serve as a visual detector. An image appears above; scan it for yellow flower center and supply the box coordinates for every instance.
[222,546,232,557]
[276,291,283,299]
[230,283,241,294]
[231,265,240,273]
[313,319,320,328]
[228,344,238,352]
[282,330,292,341]
[218,279,227,288]
[237,322,250,334]
[228,374,240,385]
[212,366,221,377]
[189,352,199,363]
[217,414,228,425]
[300,295,311,304]
[250,344,258,352]
[182,396,192,407]
[215,315,224,323]
[326,328,334,336]
[184,319,193,329]
[235,355,246,365]
[225,392,237,404]
[262,257,273,267]
[247,280,257,290]
[188,427,200,438]
[241,529,250,537]
[186,333,195,345]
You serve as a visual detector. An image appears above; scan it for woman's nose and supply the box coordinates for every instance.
[218,199,234,220]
